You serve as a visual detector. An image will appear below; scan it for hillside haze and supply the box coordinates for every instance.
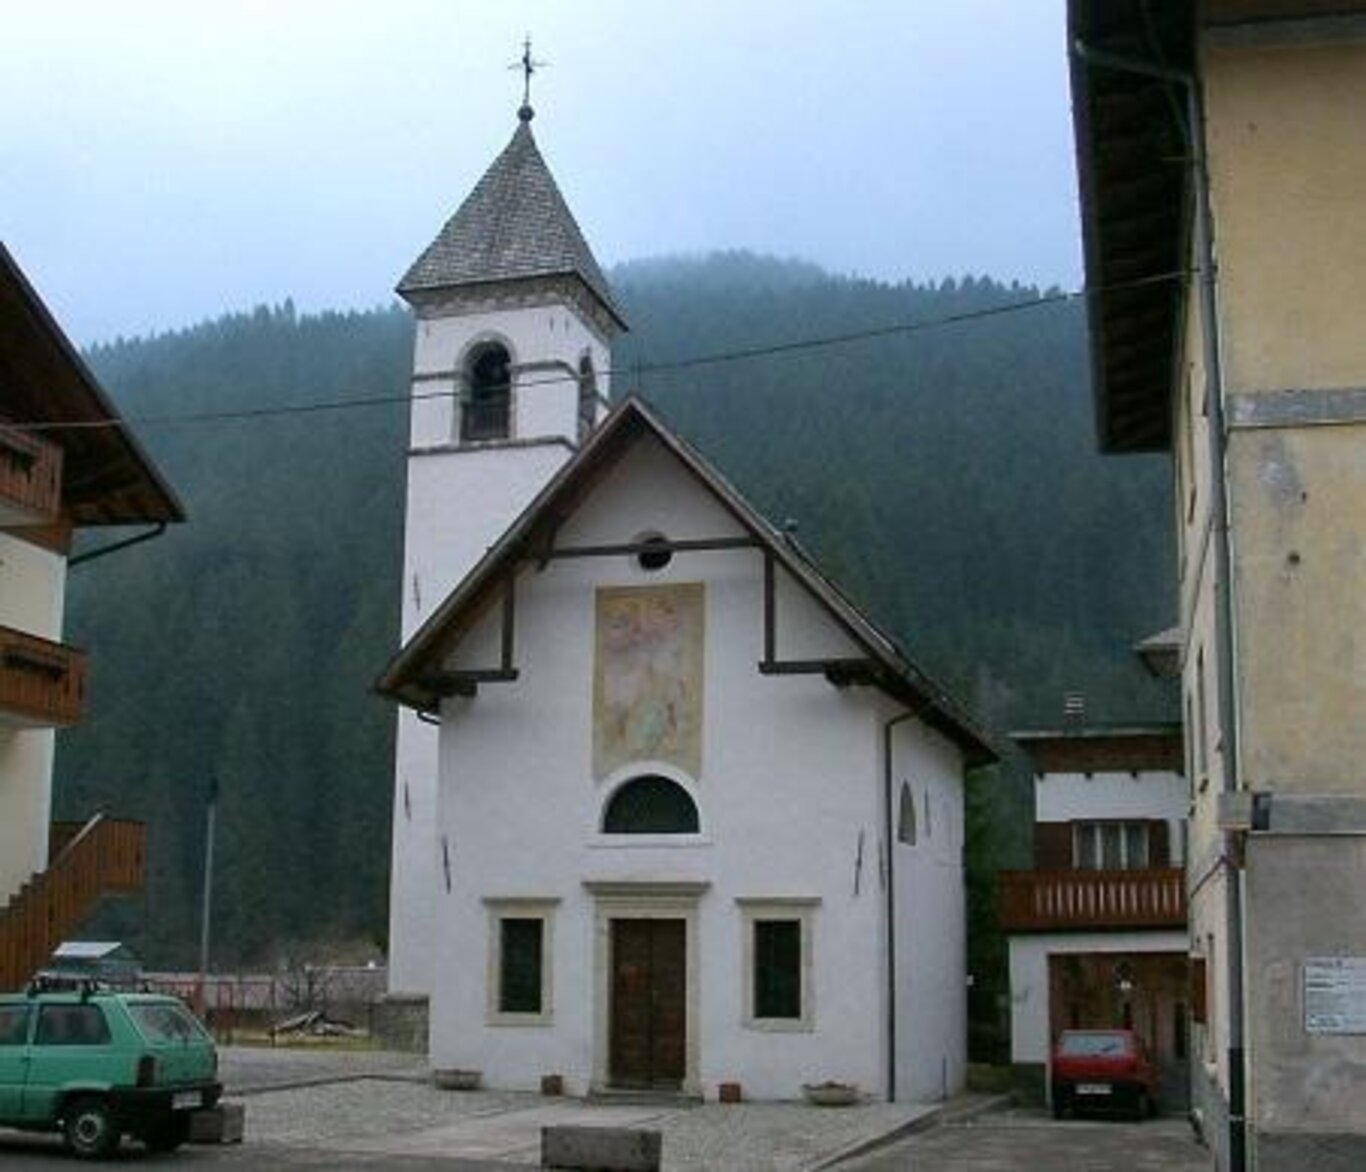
[57,253,1174,967]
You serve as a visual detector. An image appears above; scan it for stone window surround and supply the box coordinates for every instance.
[736,896,820,1033]
[592,763,711,848]
[483,896,560,1027]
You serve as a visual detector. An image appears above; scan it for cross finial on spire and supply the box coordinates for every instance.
[510,35,547,122]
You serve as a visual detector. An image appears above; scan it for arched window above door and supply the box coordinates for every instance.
[602,775,700,835]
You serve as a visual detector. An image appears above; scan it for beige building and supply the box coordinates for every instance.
[1069,3,1366,1169]
[0,244,183,988]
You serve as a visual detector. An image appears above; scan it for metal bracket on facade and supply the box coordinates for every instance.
[757,550,880,686]
[421,574,520,698]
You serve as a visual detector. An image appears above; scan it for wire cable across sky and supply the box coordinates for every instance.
[10,269,1188,434]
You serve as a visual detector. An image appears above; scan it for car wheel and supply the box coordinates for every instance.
[64,1095,119,1159]
[1134,1090,1151,1121]
[143,1112,191,1153]
[1051,1086,1067,1119]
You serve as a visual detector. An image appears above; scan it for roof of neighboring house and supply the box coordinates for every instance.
[1068,0,1194,454]
[53,941,135,961]
[1012,723,1184,774]
[0,243,185,526]
[397,110,626,331]
[377,395,998,767]
[1134,625,1181,679]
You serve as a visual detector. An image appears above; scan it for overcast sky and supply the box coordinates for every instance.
[2,1,1081,346]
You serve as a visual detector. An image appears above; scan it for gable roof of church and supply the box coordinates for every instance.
[377,396,997,767]
[396,113,626,330]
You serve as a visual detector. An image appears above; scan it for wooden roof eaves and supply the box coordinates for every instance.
[376,396,999,766]
[1070,0,1193,455]
[0,244,185,525]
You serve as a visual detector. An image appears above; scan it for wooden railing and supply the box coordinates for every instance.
[0,424,62,523]
[998,867,1186,933]
[0,625,86,727]
[0,816,145,991]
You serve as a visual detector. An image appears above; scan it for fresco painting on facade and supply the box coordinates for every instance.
[594,584,705,779]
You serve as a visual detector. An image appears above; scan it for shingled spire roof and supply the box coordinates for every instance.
[397,111,625,330]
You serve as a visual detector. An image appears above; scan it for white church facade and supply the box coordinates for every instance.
[380,100,995,1102]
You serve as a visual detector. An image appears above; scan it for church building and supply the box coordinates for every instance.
[380,92,995,1102]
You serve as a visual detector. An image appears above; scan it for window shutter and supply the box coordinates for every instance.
[1190,956,1208,1024]
[1034,822,1073,870]
[1150,819,1171,866]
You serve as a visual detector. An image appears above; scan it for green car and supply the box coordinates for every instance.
[0,983,221,1158]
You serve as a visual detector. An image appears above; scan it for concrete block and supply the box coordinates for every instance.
[371,993,430,1052]
[541,1123,661,1171]
[189,1101,245,1144]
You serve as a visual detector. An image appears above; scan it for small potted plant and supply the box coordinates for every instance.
[432,1068,482,1091]
[802,1080,860,1106]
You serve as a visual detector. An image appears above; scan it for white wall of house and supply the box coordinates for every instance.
[422,435,966,1101]
[893,718,968,1102]
[389,294,612,1000]
[1008,929,1188,1068]
[1036,770,1187,863]
[0,532,65,902]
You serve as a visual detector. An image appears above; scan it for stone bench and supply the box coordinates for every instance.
[541,1123,661,1171]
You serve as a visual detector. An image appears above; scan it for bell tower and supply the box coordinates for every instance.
[387,93,627,1001]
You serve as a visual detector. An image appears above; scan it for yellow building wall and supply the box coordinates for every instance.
[1203,32,1366,793]
[1205,36,1366,392]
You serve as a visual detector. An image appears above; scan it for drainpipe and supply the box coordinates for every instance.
[882,708,917,1103]
[1074,39,1246,1172]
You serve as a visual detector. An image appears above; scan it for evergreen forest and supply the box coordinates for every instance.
[57,254,1175,1023]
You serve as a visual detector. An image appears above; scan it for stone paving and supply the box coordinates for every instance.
[840,1110,1214,1172]
[219,1046,951,1170]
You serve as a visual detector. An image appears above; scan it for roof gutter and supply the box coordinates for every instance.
[1074,33,1246,1172]
[69,523,169,568]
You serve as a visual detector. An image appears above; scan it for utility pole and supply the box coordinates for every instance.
[197,775,218,1016]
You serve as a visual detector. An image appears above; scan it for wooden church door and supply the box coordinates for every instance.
[610,919,686,1088]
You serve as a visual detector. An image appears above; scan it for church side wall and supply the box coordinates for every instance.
[893,718,968,1103]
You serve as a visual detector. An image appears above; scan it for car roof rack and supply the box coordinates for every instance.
[26,973,109,1000]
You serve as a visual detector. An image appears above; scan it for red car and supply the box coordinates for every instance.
[1050,1028,1160,1119]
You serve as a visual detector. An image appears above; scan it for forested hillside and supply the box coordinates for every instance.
[57,253,1174,969]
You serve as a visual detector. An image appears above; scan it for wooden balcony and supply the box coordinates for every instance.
[0,425,62,526]
[998,867,1186,933]
[0,815,145,990]
[0,625,86,727]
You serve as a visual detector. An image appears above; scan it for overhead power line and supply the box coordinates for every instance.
[8,269,1187,433]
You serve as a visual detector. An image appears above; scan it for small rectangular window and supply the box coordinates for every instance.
[753,920,802,1021]
[499,918,543,1015]
[1073,821,1151,871]
[739,897,816,1031]
[485,898,557,1026]
[1191,956,1209,1025]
